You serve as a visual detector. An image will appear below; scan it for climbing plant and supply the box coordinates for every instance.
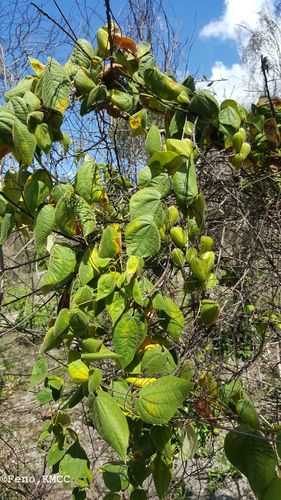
[0,21,281,500]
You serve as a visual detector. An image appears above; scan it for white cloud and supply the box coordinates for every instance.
[198,0,278,104]
[198,61,262,106]
[200,0,269,40]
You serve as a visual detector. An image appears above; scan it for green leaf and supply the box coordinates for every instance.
[1,170,21,210]
[130,188,164,227]
[89,389,129,461]
[126,256,144,282]
[24,90,41,112]
[81,338,103,353]
[106,291,126,325]
[74,68,96,95]
[125,215,161,258]
[103,493,121,500]
[130,489,147,500]
[42,58,71,114]
[61,132,71,153]
[147,173,170,197]
[36,387,53,404]
[63,385,85,410]
[88,368,102,394]
[29,355,48,389]
[221,380,243,403]
[138,167,170,197]
[102,462,129,492]
[236,399,260,430]
[74,195,96,238]
[172,159,198,214]
[55,193,77,237]
[34,123,52,153]
[79,247,110,285]
[51,183,74,203]
[150,426,172,460]
[141,346,176,377]
[220,99,247,121]
[135,375,193,424]
[34,204,55,252]
[145,125,161,154]
[72,487,87,500]
[82,351,120,362]
[169,110,186,139]
[166,138,193,158]
[152,455,171,499]
[59,440,93,487]
[188,90,219,119]
[97,274,116,301]
[190,192,206,230]
[200,299,220,325]
[55,192,96,239]
[219,105,241,129]
[40,243,77,291]
[224,429,277,498]
[40,308,69,354]
[148,150,182,174]
[5,76,35,100]
[39,326,57,354]
[47,441,66,467]
[75,158,103,204]
[110,89,134,112]
[113,311,147,368]
[0,213,14,245]
[7,96,29,123]
[110,379,132,411]
[69,308,89,334]
[70,38,95,67]
[153,294,184,340]
[23,169,52,214]
[262,478,281,500]
[12,120,37,165]
[71,285,93,309]
[80,84,108,115]
[180,424,198,459]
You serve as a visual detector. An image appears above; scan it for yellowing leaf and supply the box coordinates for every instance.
[29,57,46,76]
[99,224,122,258]
[113,35,137,56]
[113,310,147,368]
[136,375,193,424]
[126,377,156,387]
[68,359,89,383]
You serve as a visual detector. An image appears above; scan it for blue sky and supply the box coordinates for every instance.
[53,0,238,74]
[44,0,275,102]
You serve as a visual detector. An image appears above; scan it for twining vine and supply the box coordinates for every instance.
[0,18,281,500]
